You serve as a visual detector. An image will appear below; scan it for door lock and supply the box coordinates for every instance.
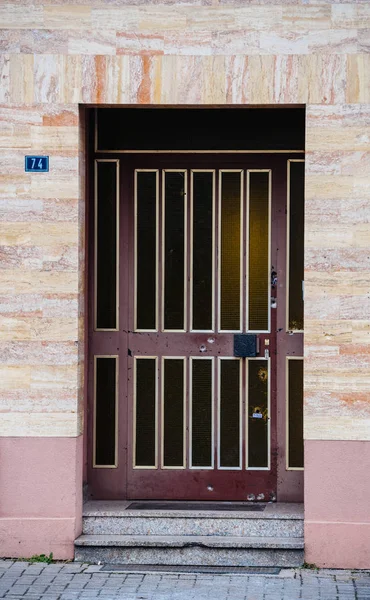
[233,334,257,357]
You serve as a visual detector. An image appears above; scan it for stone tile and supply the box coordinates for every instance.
[347,55,370,103]
[68,30,116,55]
[0,5,44,28]
[43,6,92,30]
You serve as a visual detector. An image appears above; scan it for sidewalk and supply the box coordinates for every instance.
[1,560,370,600]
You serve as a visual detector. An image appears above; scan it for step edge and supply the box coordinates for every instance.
[75,534,305,550]
[83,512,304,520]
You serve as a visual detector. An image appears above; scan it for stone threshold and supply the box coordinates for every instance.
[75,534,304,550]
[83,501,304,520]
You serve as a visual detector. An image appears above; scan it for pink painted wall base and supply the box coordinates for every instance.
[305,522,370,570]
[305,440,370,568]
[0,436,83,560]
[0,518,78,560]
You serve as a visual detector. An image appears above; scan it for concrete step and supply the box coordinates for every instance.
[74,534,304,567]
[82,501,304,538]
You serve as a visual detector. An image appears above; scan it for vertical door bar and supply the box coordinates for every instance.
[247,170,271,332]
[190,171,215,332]
[219,171,243,332]
[246,358,270,470]
[94,160,119,330]
[93,356,118,468]
[190,357,214,469]
[162,171,187,332]
[133,357,158,469]
[286,357,304,470]
[218,358,242,469]
[287,160,305,332]
[162,357,186,468]
[134,170,158,331]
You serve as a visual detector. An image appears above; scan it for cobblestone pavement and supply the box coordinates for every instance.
[1,561,370,600]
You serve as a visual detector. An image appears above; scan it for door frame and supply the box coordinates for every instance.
[86,139,304,501]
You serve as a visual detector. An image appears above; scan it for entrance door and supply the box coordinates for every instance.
[88,153,304,502]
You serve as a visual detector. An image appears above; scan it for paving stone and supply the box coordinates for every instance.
[23,585,49,594]
[60,567,85,574]
[9,585,30,593]
[82,568,102,574]
[2,561,370,599]
[23,568,45,577]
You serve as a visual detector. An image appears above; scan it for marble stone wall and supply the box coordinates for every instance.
[1,1,369,440]
[305,103,370,442]
[0,0,370,565]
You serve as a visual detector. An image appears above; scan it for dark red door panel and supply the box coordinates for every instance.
[88,153,304,502]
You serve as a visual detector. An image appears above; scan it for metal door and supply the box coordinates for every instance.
[88,153,304,501]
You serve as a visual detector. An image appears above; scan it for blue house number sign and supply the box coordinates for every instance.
[25,156,49,172]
